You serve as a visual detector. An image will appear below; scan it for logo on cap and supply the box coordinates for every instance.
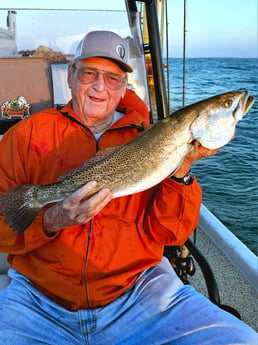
[116,44,126,60]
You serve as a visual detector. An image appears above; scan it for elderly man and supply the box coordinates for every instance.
[0,31,256,344]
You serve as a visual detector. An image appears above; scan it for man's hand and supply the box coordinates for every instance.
[43,181,112,235]
[174,143,220,178]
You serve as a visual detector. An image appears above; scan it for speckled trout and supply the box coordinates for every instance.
[0,91,254,234]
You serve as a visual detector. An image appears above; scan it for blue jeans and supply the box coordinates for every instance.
[0,258,256,345]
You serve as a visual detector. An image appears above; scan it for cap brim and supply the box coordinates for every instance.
[74,55,133,73]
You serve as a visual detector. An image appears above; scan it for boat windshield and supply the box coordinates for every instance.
[0,7,150,108]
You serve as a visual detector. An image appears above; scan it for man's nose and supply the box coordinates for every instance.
[92,73,106,91]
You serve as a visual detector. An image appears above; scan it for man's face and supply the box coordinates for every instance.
[68,57,128,125]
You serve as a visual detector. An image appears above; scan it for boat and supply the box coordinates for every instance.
[0,0,257,333]
[0,10,17,56]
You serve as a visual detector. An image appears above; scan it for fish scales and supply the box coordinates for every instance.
[62,115,191,196]
[0,91,254,234]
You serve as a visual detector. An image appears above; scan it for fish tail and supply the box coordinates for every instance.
[0,185,44,234]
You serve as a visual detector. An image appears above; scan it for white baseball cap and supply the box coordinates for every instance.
[74,31,133,73]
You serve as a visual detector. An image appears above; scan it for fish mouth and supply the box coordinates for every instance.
[240,91,254,116]
[243,93,255,115]
[232,91,254,120]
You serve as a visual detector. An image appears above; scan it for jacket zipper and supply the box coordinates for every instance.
[83,219,92,308]
[58,107,146,306]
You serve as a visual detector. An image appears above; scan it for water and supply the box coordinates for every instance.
[167,58,258,254]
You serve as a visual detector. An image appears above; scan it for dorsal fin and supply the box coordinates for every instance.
[57,145,122,181]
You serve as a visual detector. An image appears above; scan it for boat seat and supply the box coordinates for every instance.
[0,57,54,135]
[0,253,10,291]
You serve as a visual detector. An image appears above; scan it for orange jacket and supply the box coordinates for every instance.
[0,90,202,310]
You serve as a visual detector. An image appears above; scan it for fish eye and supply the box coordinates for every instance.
[224,99,233,108]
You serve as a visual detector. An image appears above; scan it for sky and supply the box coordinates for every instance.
[1,0,257,58]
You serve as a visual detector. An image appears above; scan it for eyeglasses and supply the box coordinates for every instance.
[74,66,127,90]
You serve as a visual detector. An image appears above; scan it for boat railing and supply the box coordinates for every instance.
[198,204,257,292]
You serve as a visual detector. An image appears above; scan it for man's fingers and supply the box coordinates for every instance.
[43,183,113,232]
[198,146,220,158]
[79,187,112,215]
[76,188,112,223]
[63,181,98,207]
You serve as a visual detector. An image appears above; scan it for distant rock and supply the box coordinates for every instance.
[32,45,68,63]
[19,45,68,64]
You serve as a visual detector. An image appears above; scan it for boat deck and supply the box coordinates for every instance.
[189,227,257,331]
